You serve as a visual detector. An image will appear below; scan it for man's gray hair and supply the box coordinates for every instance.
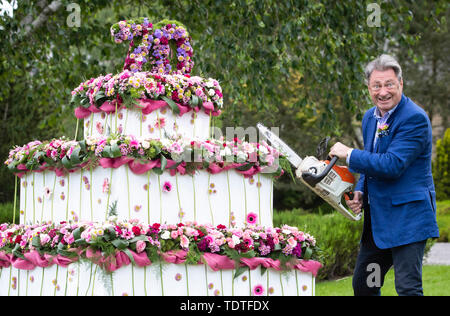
[364,54,402,84]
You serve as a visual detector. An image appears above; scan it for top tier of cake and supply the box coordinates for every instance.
[71,19,223,141]
[72,71,222,141]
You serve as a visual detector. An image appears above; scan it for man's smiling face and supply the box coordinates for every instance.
[368,68,403,115]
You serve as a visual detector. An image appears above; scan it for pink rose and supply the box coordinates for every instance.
[136,240,146,253]
[171,230,179,239]
[180,235,189,249]
[226,237,235,248]
[287,237,297,248]
[64,233,75,245]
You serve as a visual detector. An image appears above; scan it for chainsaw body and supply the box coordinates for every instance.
[296,156,362,221]
[256,123,362,221]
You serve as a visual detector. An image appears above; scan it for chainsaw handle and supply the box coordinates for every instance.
[301,156,339,187]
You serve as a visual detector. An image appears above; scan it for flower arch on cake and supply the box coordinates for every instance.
[111,18,194,75]
[71,18,222,121]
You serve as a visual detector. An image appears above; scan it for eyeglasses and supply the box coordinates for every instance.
[369,82,397,92]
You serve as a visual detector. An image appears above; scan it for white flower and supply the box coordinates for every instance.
[205,80,214,88]
[208,89,215,96]
[259,146,269,155]
[236,151,247,163]
[161,230,171,240]
[220,147,232,157]
[141,140,150,149]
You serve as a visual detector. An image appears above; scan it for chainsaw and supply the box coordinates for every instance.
[257,123,362,221]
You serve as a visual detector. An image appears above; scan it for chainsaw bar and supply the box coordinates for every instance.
[257,123,303,168]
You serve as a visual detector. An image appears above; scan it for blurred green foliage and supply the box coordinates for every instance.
[0,0,448,211]
[433,129,450,200]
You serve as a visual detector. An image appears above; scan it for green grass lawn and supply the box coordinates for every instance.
[316,265,450,296]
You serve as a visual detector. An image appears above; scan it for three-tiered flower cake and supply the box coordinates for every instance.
[0,18,321,296]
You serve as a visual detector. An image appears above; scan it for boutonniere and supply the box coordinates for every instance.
[377,123,389,138]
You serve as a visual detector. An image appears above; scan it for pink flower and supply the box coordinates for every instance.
[64,233,75,245]
[96,122,104,134]
[243,237,253,248]
[169,142,183,154]
[175,273,182,281]
[129,138,139,149]
[102,178,110,194]
[136,240,146,253]
[155,117,166,129]
[162,181,172,192]
[287,236,297,248]
[44,187,52,199]
[40,234,51,245]
[246,212,258,225]
[171,230,179,239]
[253,285,264,296]
[226,237,235,248]
[265,154,275,166]
[180,235,189,249]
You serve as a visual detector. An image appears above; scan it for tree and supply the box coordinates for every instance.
[397,1,449,143]
[0,1,447,210]
[433,128,450,200]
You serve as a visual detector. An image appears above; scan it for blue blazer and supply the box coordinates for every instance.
[349,94,439,249]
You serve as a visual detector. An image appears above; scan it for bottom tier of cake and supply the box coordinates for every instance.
[0,262,316,296]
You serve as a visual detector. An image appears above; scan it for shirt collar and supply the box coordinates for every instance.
[373,102,399,121]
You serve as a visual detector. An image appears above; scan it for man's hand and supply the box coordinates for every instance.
[346,191,363,214]
[329,142,352,160]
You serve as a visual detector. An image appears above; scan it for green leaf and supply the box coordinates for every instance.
[76,239,88,247]
[303,247,313,260]
[190,95,199,108]
[128,235,147,243]
[61,156,73,169]
[80,97,90,109]
[12,244,25,259]
[233,266,248,280]
[110,143,122,158]
[57,243,78,258]
[70,93,81,105]
[261,266,267,276]
[161,96,180,115]
[236,163,254,171]
[123,248,136,265]
[240,250,256,258]
[78,140,87,153]
[69,147,82,165]
[72,227,82,241]
[160,155,167,172]
[111,239,129,250]
[32,235,41,249]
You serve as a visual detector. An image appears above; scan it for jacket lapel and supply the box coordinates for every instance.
[366,113,377,153]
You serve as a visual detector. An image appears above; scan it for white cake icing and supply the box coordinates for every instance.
[84,108,212,141]
[18,167,273,228]
[0,261,314,296]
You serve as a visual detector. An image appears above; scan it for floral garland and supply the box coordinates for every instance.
[71,70,223,116]
[4,135,289,178]
[0,218,320,275]
[110,18,194,75]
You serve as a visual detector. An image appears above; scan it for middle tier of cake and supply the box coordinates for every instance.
[19,166,274,227]
[83,107,212,141]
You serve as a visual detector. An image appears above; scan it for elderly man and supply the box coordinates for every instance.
[329,54,439,296]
